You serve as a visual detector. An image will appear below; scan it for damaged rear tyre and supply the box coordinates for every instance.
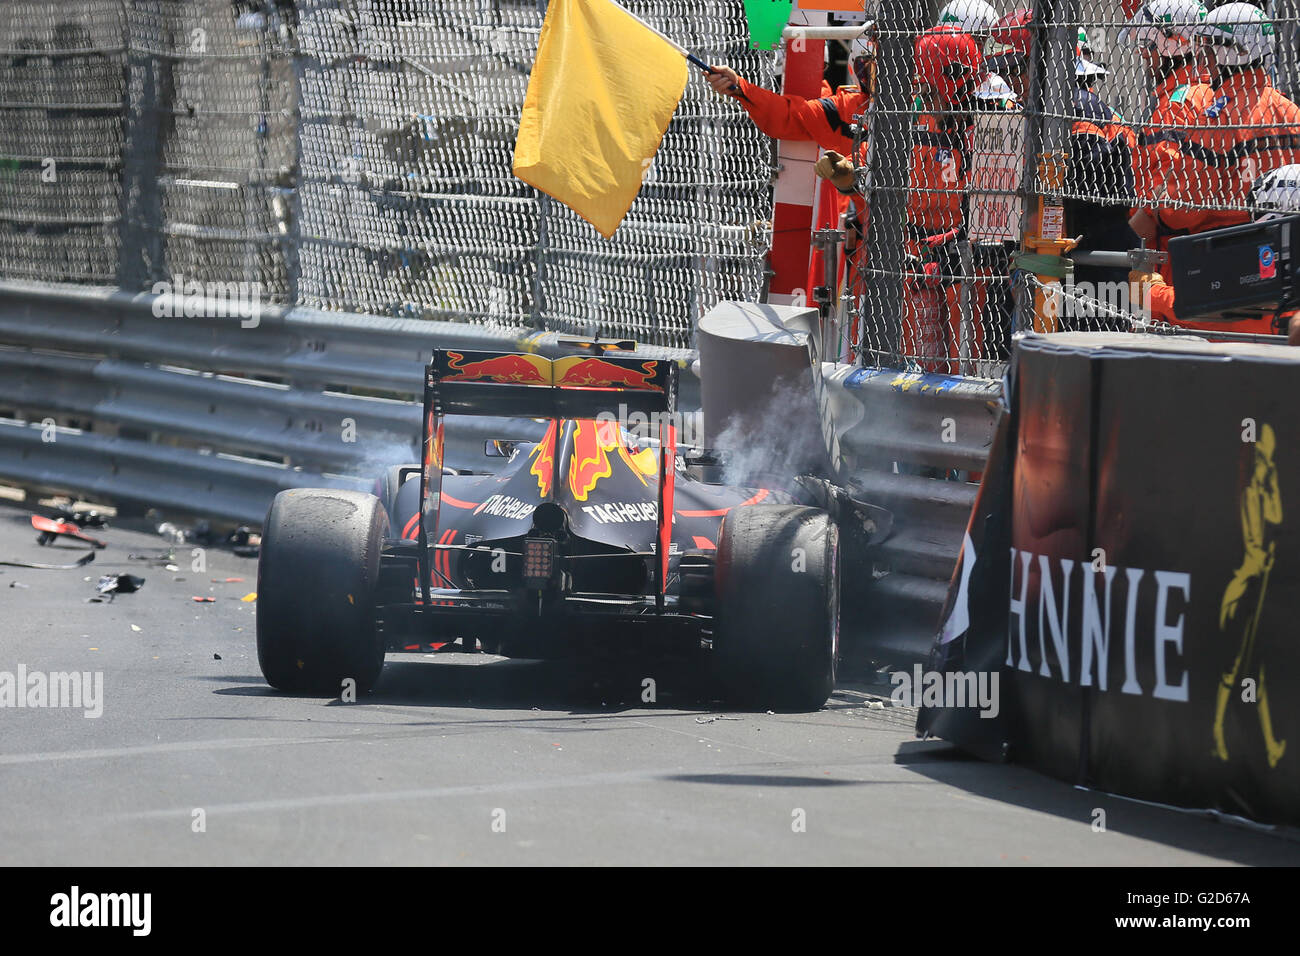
[257,489,388,695]
[714,505,839,711]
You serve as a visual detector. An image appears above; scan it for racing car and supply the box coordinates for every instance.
[256,342,869,710]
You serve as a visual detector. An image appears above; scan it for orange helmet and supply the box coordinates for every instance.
[915,26,984,104]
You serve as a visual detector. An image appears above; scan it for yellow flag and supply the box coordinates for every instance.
[513,0,688,239]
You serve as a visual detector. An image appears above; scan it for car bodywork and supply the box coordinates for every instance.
[374,347,794,657]
[257,343,892,707]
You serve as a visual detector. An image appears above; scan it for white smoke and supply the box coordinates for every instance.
[348,436,420,479]
[708,374,828,489]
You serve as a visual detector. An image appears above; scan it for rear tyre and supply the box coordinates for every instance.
[714,505,839,711]
[257,489,388,694]
[376,464,420,530]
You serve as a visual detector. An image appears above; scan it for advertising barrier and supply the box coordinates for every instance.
[923,331,1300,825]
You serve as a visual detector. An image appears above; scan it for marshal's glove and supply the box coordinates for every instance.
[815,150,857,195]
[1128,270,1164,315]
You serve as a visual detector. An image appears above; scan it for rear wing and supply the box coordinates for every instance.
[415,348,679,603]
[428,349,677,419]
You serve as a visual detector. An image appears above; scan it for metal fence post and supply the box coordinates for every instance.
[1012,0,1076,334]
[283,0,304,305]
[1040,0,1077,177]
[531,193,549,331]
[118,0,165,292]
[863,0,927,367]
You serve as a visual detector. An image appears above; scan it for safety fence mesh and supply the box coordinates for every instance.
[0,1,128,284]
[0,0,776,350]
[853,0,1300,378]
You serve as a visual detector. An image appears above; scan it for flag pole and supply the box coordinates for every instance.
[604,0,723,75]
[603,0,750,100]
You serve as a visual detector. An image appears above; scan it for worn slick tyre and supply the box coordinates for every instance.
[257,489,389,694]
[714,505,839,711]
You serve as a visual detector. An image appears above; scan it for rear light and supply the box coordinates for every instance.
[522,537,556,587]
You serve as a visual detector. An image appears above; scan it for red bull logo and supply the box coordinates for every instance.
[443,351,551,385]
[553,357,662,391]
[568,419,616,502]
[566,418,660,500]
[596,417,657,487]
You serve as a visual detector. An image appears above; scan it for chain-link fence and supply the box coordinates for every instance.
[853,0,1300,378]
[0,0,776,349]
[0,2,128,284]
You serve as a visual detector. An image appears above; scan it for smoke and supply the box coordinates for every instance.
[709,373,828,490]
[347,435,420,481]
[340,415,550,481]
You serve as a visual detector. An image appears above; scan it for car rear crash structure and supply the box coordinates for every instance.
[255,342,876,710]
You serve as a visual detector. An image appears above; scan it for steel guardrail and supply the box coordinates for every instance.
[0,280,698,525]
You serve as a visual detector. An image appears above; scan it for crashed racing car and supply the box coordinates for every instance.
[256,343,874,710]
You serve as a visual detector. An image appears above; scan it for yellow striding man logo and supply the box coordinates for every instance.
[1213,423,1286,768]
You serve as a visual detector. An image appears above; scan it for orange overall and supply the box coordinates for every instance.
[1153,69,1300,237]
[1142,69,1300,331]
[902,111,970,372]
[1133,64,1207,282]
[733,78,870,345]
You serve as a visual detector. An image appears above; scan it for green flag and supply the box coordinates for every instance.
[743,0,792,50]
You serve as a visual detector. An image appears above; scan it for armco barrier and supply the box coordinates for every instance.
[923,332,1300,826]
[4,281,989,669]
[696,300,1001,666]
[818,364,1002,664]
[0,281,696,525]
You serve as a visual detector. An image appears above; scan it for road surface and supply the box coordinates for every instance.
[0,499,1295,865]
